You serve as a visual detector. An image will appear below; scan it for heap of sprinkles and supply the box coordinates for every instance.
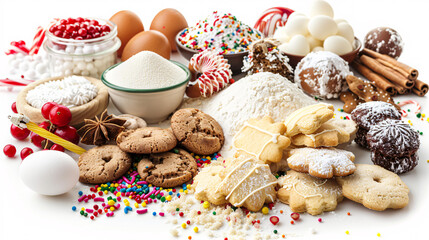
[178,11,262,54]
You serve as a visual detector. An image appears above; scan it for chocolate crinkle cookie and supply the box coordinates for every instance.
[354,128,370,149]
[367,119,420,174]
[351,101,401,130]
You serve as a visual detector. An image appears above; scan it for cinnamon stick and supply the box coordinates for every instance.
[362,48,419,80]
[360,54,415,89]
[352,60,397,95]
[413,79,428,96]
[394,84,408,95]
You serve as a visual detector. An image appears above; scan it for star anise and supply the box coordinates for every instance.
[78,110,127,145]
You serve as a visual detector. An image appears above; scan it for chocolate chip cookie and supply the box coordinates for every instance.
[78,145,132,184]
[137,149,198,188]
[116,127,177,154]
[171,108,224,155]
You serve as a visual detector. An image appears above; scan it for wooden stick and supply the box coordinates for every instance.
[360,55,415,89]
[362,48,418,80]
[352,60,397,95]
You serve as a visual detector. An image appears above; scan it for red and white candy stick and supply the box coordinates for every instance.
[397,100,421,117]
[29,26,46,55]
[254,7,295,37]
[0,78,34,87]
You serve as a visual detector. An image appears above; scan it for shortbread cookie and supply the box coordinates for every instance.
[291,119,357,147]
[336,164,409,211]
[216,155,277,212]
[78,145,132,184]
[284,103,335,137]
[351,101,401,130]
[233,116,290,163]
[137,149,197,188]
[171,108,224,155]
[193,161,228,205]
[277,170,343,215]
[116,127,177,154]
[287,148,356,178]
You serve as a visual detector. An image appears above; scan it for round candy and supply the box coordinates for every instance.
[337,22,355,44]
[279,35,310,56]
[282,15,309,37]
[306,35,323,51]
[309,0,334,18]
[273,26,290,43]
[19,150,79,195]
[364,27,403,59]
[308,15,338,41]
[324,35,353,55]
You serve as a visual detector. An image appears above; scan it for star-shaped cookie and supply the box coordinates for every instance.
[277,170,343,215]
[287,147,356,178]
[193,161,228,205]
[233,116,290,163]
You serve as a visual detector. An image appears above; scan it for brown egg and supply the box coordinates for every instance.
[122,30,171,61]
[110,10,144,57]
[150,8,188,52]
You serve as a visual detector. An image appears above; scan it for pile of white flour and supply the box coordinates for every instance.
[182,72,315,157]
[106,51,186,89]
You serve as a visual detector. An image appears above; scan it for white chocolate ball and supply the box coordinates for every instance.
[308,15,338,40]
[273,26,290,43]
[288,12,306,21]
[309,0,334,18]
[312,46,324,52]
[279,35,310,56]
[324,35,353,55]
[283,15,309,37]
[335,18,348,25]
[337,22,355,44]
[306,35,323,50]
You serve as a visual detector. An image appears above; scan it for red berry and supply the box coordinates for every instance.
[89,20,99,26]
[10,124,30,140]
[57,25,66,31]
[76,17,84,23]
[67,18,76,24]
[101,25,110,32]
[78,28,87,37]
[11,102,17,113]
[20,147,33,160]
[60,19,68,25]
[66,25,75,33]
[49,105,72,127]
[54,125,79,145]
[50,144,65,152]
[3,144,16,157]
[54,30,63,37]
[49,26,56,33]
[41,102,58,120]
[290,212,300,221]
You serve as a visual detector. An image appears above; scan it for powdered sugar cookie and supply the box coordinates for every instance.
[336,164,409,211]
[291,119,357,147]
[233,116,291,163]
[217,155,277,212]
[284,103,334,137]
[277,170,343,215]
[287,147,356,178]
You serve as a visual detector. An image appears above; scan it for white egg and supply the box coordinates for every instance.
[309,0,334,18]
[312,46,324,52]
[337,22,355,44]
[308,15,338,40]
[306,35,323,50]
[273,26,290,43]
[19,150,79,196]
[279,35,310,56]
[324,35,353,55]
[283,15,309,37]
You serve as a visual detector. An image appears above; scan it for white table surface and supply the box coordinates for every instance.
[1,0,429,239]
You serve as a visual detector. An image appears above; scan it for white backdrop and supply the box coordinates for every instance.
[1,0,429,239]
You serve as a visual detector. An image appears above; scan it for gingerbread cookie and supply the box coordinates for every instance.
[171,108,224,155]
[216,155,277,212]
[116,127,177,154]
[277,170,343,215]
[137,149,197,188]
[233,116,290,163]
[284,103,334,137]
[287,148,356,178]
[291,119,357,147]
[193,161,228,205]
[336,164,409,211]
[346,75,399,111]
[340,91,364,113]
[78,145,132,184]
[351,101,401,130]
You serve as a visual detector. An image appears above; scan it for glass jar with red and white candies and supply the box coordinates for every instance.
[43,17,120,78]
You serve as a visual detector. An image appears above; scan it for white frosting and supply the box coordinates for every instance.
[26,75,98,108]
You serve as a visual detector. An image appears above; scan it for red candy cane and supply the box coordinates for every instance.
[397,100,421,117]
[29,26,46,55]
[254,7,295,37]
[0,78,34,87]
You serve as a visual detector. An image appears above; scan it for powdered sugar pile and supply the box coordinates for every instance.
[183,72,315,157]
[105,51,186,89]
